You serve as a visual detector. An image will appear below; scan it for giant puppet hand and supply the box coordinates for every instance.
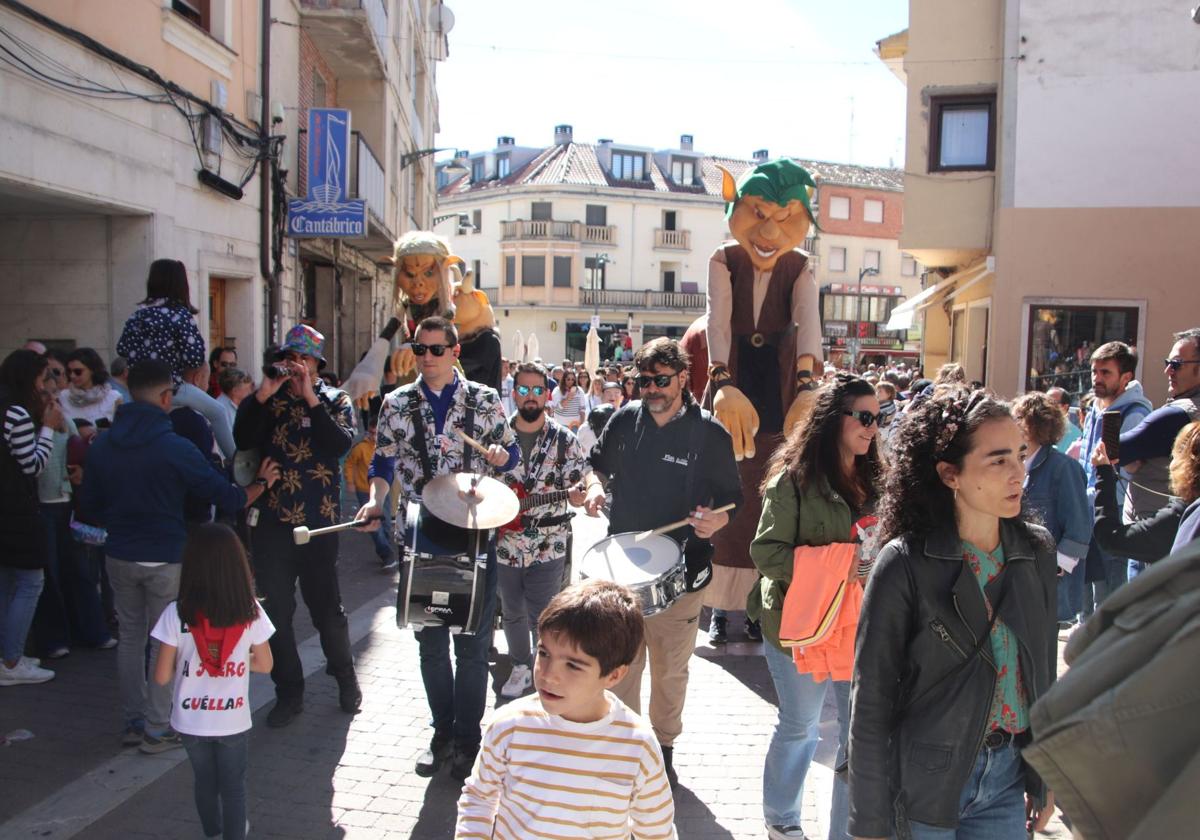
[713,385,759,460]
[783,353,820,436]
[390,346,416,378]
[343,318,402,406]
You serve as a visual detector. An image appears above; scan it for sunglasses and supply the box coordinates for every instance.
[636,373,677,389]
[48,366,65,377]
[1164,358,1200,372]
[411,343,453,357]
[844,409,884,428]
[515,384,546,397]
[67,367,87,377]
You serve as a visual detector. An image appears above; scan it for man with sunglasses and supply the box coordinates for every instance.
[1111,327,1200,575]
[582,337,741,787]
[358,315,519,783]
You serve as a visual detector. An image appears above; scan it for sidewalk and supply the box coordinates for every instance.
[1,512,1071,839]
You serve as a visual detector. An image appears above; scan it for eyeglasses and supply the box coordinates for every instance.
[844,409,884,428]
[218,361,237,368]
[1164,358,1200,372]
[48,366,65,377]
[67,366,87,377]
[411,343,453,357]
[515,384,546,397]
[635,373,677,389]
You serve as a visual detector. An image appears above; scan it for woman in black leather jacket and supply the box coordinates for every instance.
[847,389,1058,840]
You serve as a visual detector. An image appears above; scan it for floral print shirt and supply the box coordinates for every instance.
[496,419,590,568]
[116,300,206,384]
[963,541,1030,733]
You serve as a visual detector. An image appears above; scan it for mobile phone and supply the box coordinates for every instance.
[1102,409,1122,463]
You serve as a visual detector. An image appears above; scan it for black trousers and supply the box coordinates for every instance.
[251,521,355,701]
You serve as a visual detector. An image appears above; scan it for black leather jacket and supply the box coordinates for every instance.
[847,520,1057,837]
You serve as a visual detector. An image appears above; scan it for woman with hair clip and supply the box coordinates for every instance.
[749,373,883,840]
[116,259,235,459]
[848,388,1058,840]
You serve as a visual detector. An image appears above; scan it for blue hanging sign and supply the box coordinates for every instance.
[287,108,367,238]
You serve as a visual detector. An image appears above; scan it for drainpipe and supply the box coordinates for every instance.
[259,0,277,341]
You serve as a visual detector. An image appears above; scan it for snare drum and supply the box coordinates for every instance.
[578,532,687,616]
[398,502,488,634]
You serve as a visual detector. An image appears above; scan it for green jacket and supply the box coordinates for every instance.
[747,469,854,652]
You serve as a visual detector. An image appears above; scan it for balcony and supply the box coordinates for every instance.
[298,0,389,79]
[581,289,705,311]
[350,132,390,238]
[501,219,578,241]
[654,228,691,250]
[582,224,617,245]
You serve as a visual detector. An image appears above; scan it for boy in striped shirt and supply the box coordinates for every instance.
[456,580,677,839]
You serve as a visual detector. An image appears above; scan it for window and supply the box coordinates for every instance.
[901,255,917,276]
[864,250,881,271]
[496,155,510,179]
[522,256,546,286]
[472,259,482,286]
[1025,304,1141,398]
[584,256,607,290]
[662,270,676,293]
[828,247,847,272]
[586,205,607,227]
[531,202,553,221]
[829,195,850,220]
[471,209,482,233]
[471,158,485,182]
[663,211,677,232]
[505,256,516,287]
[172,0,209,30]
[929,94,996,172]
[312,69,327,109]
[671,159,695,184]
[611,152,645,180]
[553,256,572,288]
[863,199,884,224]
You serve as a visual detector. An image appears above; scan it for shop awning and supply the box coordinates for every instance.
[885,276,952,331]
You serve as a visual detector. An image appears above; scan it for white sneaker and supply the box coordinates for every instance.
[500,664,532,698]
[0,659,55,686]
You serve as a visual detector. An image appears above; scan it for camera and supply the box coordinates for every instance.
[263,363,290,380]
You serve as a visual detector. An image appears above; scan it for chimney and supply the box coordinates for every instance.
[598,138,613,146]
[497,136,515,147]
[455,149,470,158]
[752,149,770,162]
[554,124,574,145]
[680,134,694,151]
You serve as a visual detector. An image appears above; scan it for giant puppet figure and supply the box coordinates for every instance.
[681,159,823,612]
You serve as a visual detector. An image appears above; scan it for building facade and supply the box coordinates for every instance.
[0,0,452,381]
[437,129,916,366]
[880,0,1199,403]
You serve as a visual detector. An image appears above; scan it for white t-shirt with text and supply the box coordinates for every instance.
[151,601,275,737]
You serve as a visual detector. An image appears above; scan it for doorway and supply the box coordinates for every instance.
[209,277,227,353]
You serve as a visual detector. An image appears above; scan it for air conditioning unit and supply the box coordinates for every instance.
[457,213,474,235]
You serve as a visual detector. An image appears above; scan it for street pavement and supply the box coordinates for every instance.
[0,507,1070,839]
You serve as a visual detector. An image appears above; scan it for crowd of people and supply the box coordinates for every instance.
[2,249,1198,839]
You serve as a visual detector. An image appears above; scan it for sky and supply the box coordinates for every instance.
[434,0,909,169]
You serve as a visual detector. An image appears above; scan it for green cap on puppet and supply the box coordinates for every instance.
[727,159,818,226]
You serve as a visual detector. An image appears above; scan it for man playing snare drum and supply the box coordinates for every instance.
[357,315,518,783]
[582,337,741,787]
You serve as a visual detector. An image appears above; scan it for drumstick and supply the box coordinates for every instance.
[293,516,381,545]
[638,503,737,539]
[458,429,492,457]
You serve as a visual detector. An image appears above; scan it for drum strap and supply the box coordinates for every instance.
[408,401,435,486]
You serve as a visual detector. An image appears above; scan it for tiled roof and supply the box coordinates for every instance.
[439,144,903,198]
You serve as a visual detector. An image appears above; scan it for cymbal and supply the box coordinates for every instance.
[422,473,519,530]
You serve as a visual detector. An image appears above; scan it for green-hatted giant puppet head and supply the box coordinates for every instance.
[721,158,817,272]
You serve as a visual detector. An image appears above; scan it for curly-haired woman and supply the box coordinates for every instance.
[1092,420,1200,559]
[848,388,1058,840]
[749,374,882,840]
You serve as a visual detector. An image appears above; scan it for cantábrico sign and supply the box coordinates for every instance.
[287,108,367,238]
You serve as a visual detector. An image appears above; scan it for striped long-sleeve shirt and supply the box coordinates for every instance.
[456,692,677,840]
[3,404,53,476]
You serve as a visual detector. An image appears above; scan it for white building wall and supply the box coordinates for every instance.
[1012,0,1200,209]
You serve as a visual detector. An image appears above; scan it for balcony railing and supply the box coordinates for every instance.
[351,132,387,234]
[580,289,705,311]
[583,224,616,244]
[501,219,578,240]
[654,228,691,250]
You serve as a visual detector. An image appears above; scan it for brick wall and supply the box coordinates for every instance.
[297,30,338,195]
[817,186,904,239]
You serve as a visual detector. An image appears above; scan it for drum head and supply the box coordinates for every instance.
[579,533,681,584]
[406,501,477,557]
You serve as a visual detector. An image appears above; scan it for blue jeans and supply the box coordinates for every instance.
[1056,561,1086,623]
[182,731,248,840]
[34,502,112,650]
[0,567,44,664]
[1128,559,1147,580]
[355,490,392,559]
[174,381,235,460]
[763,640,851,839]
[903,743,1027,840]
[414,544,497,748]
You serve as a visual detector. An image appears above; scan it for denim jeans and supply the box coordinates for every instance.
[106,558,181,731]
[0,567,44,664]
[174,381,235,460]
[496,556,565,669]
[34,502,112,651]
[354,490,392,559]
[902,743,1027,840]
[182,731,248,840]
[762,640,851,839]
[1056,561,1086,623]
[415,544,497,748]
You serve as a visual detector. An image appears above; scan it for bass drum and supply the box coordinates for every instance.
[397,502,488,634]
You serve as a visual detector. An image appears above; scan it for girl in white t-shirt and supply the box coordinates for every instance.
[152,524,274,840]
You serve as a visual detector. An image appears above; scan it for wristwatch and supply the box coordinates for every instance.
[254,477,269,488]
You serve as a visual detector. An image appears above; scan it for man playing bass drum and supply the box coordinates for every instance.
[582,337,742,788]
